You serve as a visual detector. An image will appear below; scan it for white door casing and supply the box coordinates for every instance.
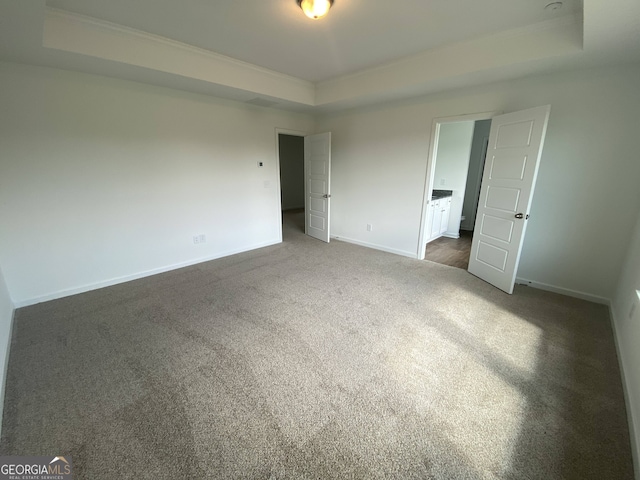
[305,132,331,243]
[418,111,497,259]
[468,105,551,294]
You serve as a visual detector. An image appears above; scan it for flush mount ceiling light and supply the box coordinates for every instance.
[297,0,333,19]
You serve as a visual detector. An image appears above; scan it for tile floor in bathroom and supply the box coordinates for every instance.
[424,230,473,269]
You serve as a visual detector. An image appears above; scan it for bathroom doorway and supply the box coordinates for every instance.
[419,106,551,293]
[424,120,491,269]
[420,117,492,269]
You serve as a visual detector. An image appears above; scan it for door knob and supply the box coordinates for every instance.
[323,194,331,198]
[515,213,524,219]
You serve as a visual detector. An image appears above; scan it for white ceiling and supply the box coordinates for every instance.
[45,0,582,82]
[1,0,639,112]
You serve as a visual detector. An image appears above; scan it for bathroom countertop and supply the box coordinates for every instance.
[431,189,453,200]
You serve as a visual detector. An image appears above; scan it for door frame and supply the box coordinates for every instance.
[275,128,309,242]
[416,111,499,259]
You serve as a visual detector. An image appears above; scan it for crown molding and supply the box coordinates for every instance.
[42,7,585,111]
[315,13,583,106]
[43,7,316,106]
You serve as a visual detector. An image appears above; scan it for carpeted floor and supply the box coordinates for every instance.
[1,211,633,479]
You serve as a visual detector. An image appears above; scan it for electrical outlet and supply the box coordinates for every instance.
[193,234,206,245]
[257,161,264,167]
[440,179,446,186]
[367,224,373,232]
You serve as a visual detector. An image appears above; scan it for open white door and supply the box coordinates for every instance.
[468,105,550,294]
[305,132,331,243]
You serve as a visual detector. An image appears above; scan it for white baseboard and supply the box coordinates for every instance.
[443,232,460,239]
[515,277,610,305]
[14,239,281,308]
[609,305,640,480]
[0,306,15,438]
[331,235,417,259]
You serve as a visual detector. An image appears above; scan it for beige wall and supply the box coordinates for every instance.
[433,121,475,235]
[0,62,315,305]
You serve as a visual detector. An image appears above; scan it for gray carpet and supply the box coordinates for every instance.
[1,211,633,479]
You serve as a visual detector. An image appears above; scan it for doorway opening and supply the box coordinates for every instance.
[424,119,491,269]
[418,113,495,269]
[278,132,305,237]
[419,106,551,294]
[276,129,332,244]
